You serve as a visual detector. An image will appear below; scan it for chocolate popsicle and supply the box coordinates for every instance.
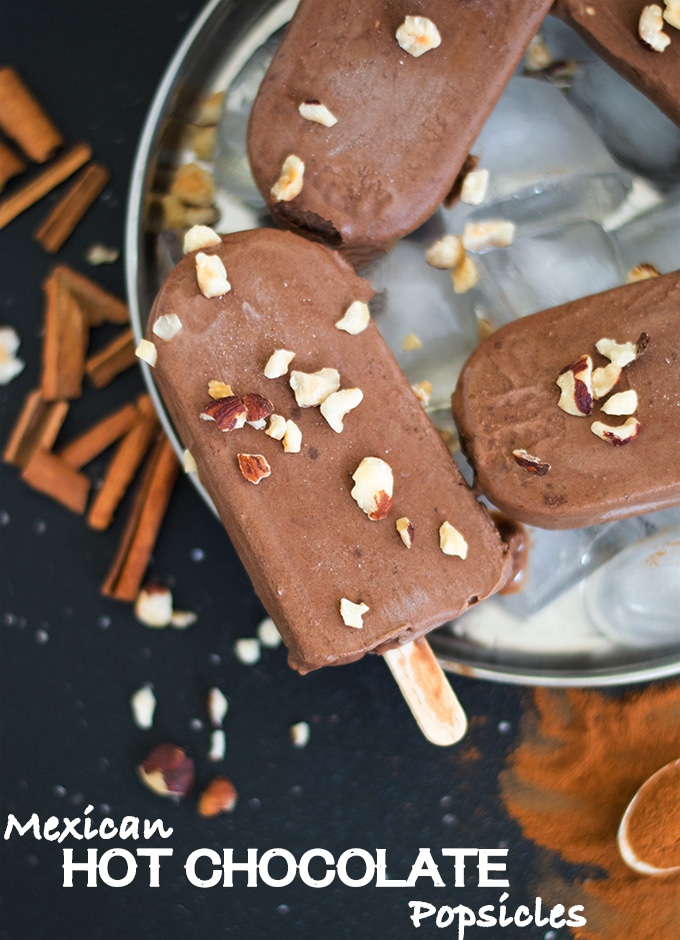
[551,0,680,126]
[144,227,510,682]
[452,269,680,530]
[247,0,554,260]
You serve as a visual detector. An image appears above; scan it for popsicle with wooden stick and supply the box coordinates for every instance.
[142,227,510,745]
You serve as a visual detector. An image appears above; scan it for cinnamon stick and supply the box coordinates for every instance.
[21,448,90,514]
[3,389,69,468]
[0,139,26,191]
[51,264,129,326]
[0,66,63,162]
[101,435,179,602]
[0,142,91,230]
[87,396,159,531]
[58,400,138,470]
[41,266,89,401]
[85,327,136,389]
[35,161,110,252]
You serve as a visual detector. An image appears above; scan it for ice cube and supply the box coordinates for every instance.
[363,240,479,409]
[584,525,680,648]
[612,195,680,276]
[568,58,680,185]
[441,77,632,230]
[473,219,626,324]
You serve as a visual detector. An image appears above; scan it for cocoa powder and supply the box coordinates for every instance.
[500,684,680,939]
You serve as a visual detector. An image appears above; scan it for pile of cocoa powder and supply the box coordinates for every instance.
[501,684,680,939]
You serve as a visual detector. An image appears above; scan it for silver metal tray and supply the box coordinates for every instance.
[125,0,680,687]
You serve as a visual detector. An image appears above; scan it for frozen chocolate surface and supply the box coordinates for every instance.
[247,0,553,258]
[552,0,680,126]
[452,270,680,529]
[147,228,509,672]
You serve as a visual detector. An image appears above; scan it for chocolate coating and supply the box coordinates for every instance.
[552,0,680,126]
[247,0,553,258]
[147,228,509,672]
[452,270,680,529]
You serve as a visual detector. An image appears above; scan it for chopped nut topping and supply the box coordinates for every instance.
[237,453,271,484]
[339,597,370,628]
[626,262,661,283]
[289,721,311,748]
[289,367,340,407]
[130,684,156,730]
[183,224,221,254]
[396,516,415,548]
[201,395,248,431]
[350,456,393,521]
[243,392,274,427]
[425,234,465,270]
[335,300,370,334]
[134,583,174,627]
[395,15,442,57]
[0,326,25,385]
[401,332,422,351]
[257,616,282,648]
[208,729,226,763]
[152,313,183,341]
[298,99,338,127]
[600,389,639,415]
[524,33,554,72]
[170,609,197,630]
[282,419,302,453]
[556,355,594,416]
[208,379,234,400]
[320,387,364,432]
[264,348,295,378]
[170,162,216,208]
[271,154,305,202]
[639,4,671,51]
[135,338,157,367]
[592,362,622,400]
[595,336,641,368]
[460,169,490,206]
[451,254,479,294]
[512,448,551,476]
[463,220,515,251]
[439,521,468,559]
[138,744,194,799]
[411,380,432,407]
[195,251,231,298]
[265,413,287,441]
[207,687,229,728]
[198,777,238,816]
[183,448,198,474]
[664,0,680,29]
[591,416,641,445]
[234,637,261,664]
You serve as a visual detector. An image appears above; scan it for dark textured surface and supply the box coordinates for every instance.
[0,2,618,938]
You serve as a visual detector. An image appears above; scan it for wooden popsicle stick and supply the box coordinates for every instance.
[383,638,468,746]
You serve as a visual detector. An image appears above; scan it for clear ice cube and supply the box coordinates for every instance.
[473,219,626,324]
[612,194,680,275]
[568,58,680,185]
[440,77,632,231]
[584,525,680,647]
[363,240,479,409]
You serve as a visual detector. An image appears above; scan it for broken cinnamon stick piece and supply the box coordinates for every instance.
[35,161,110,252]
[3,389,69,468]
[41,266,89,401]
[0,142,91,230]
[101,434,179,602]
[58,400,138,470]
[21,448,90,514]
[51,264,129,326]
[0,66,63,162]
[87,395,160,531]
[0,139,26,192]
[85,327,136,389]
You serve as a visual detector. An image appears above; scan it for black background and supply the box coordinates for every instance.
[0,2,642,938]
